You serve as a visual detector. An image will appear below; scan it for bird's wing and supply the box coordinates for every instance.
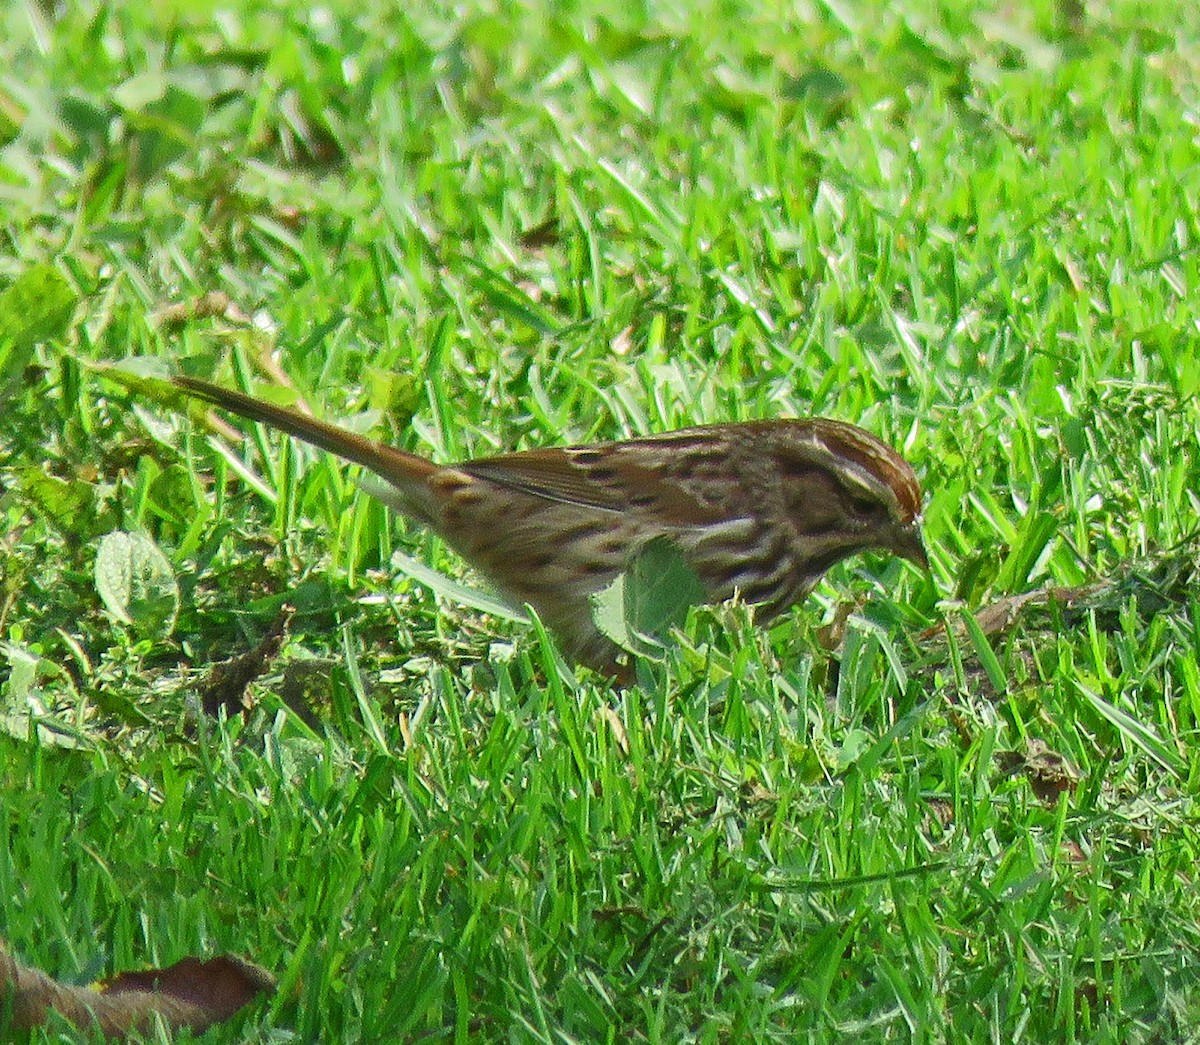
[461,440,739,525]
[462,448,626,511]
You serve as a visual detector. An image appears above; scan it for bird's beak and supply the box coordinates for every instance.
[891,523,930,572]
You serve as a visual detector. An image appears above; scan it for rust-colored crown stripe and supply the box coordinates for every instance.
[812,420,923,523]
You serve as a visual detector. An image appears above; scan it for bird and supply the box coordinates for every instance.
[168,375,927,676]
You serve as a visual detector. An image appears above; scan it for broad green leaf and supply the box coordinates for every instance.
[623,537,706,637]
[0,265,77,385]
[0,643,38,740]
[0,644,85,747]
[15,466,114,543]
[592,536,706,657]
[110,71,169,111]
[94,531,180,640]
[17,467,97,523]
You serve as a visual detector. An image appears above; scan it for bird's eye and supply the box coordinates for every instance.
[848,493,882,517]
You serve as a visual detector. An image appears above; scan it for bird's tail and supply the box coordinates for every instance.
[173,375,439,488]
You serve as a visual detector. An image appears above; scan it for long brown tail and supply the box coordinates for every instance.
[173,375,439,487]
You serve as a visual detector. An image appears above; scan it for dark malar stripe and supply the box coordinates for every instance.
[734,568,801,612]
[724,555,798,604]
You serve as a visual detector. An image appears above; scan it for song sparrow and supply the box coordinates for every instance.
[169,376,927,675]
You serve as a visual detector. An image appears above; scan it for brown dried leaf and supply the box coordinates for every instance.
[598,705,630,755]
[925,798,955,831]
[198,606,293,717]
[1057,0,1085,33]
[741,780,778,804]
[1060,838,1087,864]
[0,940,274,1038]
[996,737,1080,803]
[518,216,559,250]
[278,657,332,732]
[609,325,634,356]
[816,598,857,651]
[921,582,1101,642]
[971,591,1042,636]
[154,291,253,330]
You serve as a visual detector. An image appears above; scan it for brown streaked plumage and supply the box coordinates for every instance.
[170,376,927,675]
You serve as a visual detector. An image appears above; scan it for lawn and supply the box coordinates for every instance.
[3,0,1200,1041]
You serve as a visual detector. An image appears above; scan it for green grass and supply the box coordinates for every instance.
[3,0,1200,1041]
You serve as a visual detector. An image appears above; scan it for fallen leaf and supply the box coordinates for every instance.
[996,737,1080,803]
[95,530,180,640]
[0,940,275,1038]
[816,598,857,651]
[1060,839,1087,863]
[198,606,293,717]
[921,582,1101,642]
[518,215,559,250]
[598,705,630,755]
[154,291,252,330]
